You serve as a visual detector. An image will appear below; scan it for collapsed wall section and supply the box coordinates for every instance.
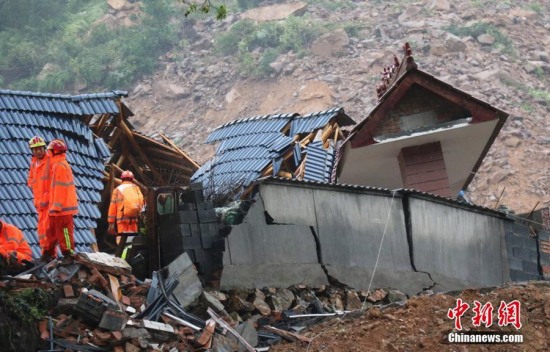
[220,180,511,295]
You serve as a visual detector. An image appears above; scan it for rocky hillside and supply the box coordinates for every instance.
[123,0,549,214]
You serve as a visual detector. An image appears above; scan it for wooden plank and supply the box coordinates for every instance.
[263,325,311,343]
[108,274,123,310]
[196,319,216,348]
[159,132,200,169]
[277,170,293,179]
[114,104,163,182]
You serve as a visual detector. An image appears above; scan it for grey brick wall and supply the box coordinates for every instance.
[504,221,541,281]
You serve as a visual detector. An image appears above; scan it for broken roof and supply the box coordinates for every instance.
[0,89,124,258]
[191,108,354,199]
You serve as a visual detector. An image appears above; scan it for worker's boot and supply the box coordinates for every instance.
[39,252,53,263]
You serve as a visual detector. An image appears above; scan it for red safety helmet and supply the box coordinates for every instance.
[29,136,46,149]
[47,139,68,152]
[121,170,134,180]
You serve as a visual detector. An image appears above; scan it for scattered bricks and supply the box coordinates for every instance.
[92,329,112,345]
[540,240,550,254]
[63,284,75,298]
[38,319,49,340]
[112,330,123,341]
[124,342,141,352]
[121,295,131,306]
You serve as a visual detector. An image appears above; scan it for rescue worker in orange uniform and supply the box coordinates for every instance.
[108,170,145,257]
[27,136,51,255]
[0,219,32,274]
[43,139,79,261]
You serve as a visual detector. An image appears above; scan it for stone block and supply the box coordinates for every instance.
[509,269,538,282]
[504,234,523,249]
[507,257,523,271]
[512,247,530,261]
[522,260,539,275]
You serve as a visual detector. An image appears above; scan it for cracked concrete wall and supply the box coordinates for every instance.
[220,195,329,289]
[409,198,510,291]
[220,182,510,295]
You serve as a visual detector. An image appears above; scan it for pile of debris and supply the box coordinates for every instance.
[0,251,413,352]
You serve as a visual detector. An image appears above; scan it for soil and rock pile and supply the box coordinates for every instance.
[1,251,547,351]
[123,0,550,214]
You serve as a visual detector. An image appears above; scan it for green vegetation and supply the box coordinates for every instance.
[215,16,324,77]
[447,22,515,56]
[528,88,550,106]
[1,288,54,324]
[0,0,360,88]
[0,0,181,92]
[526,2,543,14]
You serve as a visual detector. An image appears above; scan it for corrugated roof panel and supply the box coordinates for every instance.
[303,141,335,182]
[270,135,294,153]
[218,132,283,152]
[206,114,293,143]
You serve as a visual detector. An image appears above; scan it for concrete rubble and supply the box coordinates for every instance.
[0,251,414,351]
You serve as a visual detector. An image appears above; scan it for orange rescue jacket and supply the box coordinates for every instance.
[0,222,32,262]
[49,153,79,216]
[108,181,145,225]
[28,153,51,210]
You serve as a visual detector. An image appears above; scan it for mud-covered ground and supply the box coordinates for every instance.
[270,281,550,352]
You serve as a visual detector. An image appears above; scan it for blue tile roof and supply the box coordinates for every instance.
[0,89,125,258]
[192,108,354,198]
[303,141,335,182]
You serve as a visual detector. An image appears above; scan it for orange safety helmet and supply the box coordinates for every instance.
[121,170,134,180]
[29,136,46,149]
[47,139,68,152]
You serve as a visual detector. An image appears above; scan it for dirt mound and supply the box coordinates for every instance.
[270,281,550,352]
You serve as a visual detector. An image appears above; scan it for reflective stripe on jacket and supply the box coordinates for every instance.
[49,153,78,216]
[108,181,144,225]
[0,222,32,262]
[28,154,51,210]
